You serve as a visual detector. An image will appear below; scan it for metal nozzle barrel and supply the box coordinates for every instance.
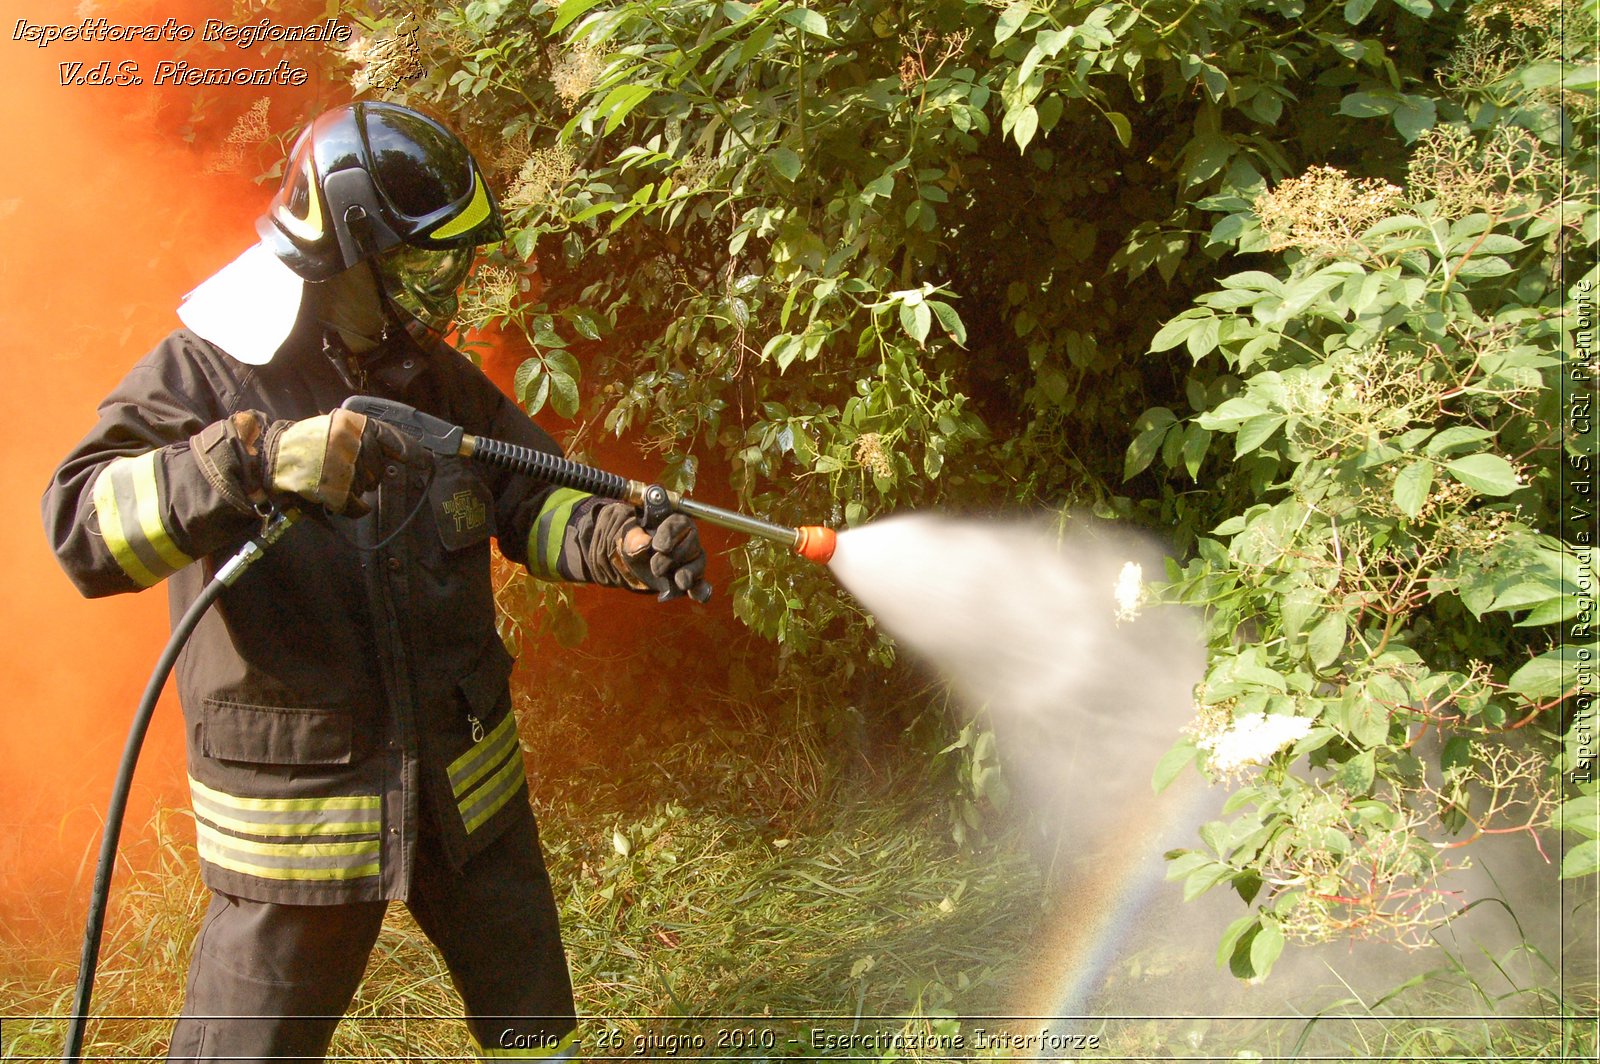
[675,499,834,565]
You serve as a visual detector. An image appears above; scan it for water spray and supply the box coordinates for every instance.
[62,400,836,1061]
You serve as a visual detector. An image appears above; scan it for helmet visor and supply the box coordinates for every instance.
[375,244,475,332]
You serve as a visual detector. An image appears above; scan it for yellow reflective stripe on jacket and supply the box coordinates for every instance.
[190,779,381,837]
[447,711,525,836]
[196,822,381,882]
[91,452,193,587]
[448,710,518,797]
[473,1028,579,1059]
[189,777,382,883]
[460,749,525,834]
[527,488,589,579]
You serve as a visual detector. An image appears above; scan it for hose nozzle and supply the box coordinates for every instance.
[794,525,836,564]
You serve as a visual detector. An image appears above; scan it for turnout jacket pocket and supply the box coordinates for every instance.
[201,700,356,766]
[433,635,527,866]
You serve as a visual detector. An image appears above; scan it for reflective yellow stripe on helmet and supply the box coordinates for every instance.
[274,157,324,242]
[473,1028,579,1059]
[428,174,492,240]
[92,452,193,587]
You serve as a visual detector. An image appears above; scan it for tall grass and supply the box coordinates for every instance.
[2,668,1593,1061]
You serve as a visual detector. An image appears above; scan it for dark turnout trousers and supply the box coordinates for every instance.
[167,806,577,1062]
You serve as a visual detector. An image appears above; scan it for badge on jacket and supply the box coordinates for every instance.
[432,468,494,550]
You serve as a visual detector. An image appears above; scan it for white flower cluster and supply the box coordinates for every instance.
[1113,561,1143,622]
[1197,713,1314,774]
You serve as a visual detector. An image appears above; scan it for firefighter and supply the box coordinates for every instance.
[42,102,707,1062]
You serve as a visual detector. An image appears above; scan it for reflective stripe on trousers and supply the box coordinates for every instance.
[167,801,575,1063]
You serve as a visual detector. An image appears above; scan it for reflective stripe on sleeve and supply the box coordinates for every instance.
[473,1028,579,1059]
[91,452,193,587]
[527,488,589,579]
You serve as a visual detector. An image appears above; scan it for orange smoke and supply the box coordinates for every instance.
[0,0,755,941]
[0,0,336,932]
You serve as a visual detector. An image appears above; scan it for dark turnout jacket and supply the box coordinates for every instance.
[43,323,613,905]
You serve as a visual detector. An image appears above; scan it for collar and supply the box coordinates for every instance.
[322,325,431,397]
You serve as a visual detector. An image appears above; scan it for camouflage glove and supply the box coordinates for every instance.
[261,410,416,517]
[191,409,415,518]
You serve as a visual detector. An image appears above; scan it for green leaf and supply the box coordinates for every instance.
[570,309,603,341]
[779,8,829,37]
[1307,612,1347,669]
[900,301,932,345]
[1216,914,1258,972]
[1392,95,1436,142]
[1012,105,1039,151]
[1125,421,1173,480]
[928,300,967,346]
[596,84,655,134]
[1186,316,1221,360]
[1337,750,1376,793]
[1229,921,1263,978]
[1235,413,1285,456]
[1426,427,1496,455]
[1562,840,1599,880]
[1150,312,1204,353]
[1444,453,1521,496]
[1343,0,1379,23]
[1106,111,1132,148]
[995,0,1032,44]
[769,147,802,182]
[1508,645,1595,699]
[1153,740,1199,793]
[513,358,543,407]
[1339,92,1398,118]
[548,366,580,419]
[511,226,538,261]
[1182,423,1212,480]
[1250,922,1285,979]
[551,0,609,33]
[1393,460,1434,519]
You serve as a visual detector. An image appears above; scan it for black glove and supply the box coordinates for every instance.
[620,512,711,602]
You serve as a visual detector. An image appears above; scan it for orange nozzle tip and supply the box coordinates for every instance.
[794,525,837,565]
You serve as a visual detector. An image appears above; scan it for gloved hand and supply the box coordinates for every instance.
[588,503,710,601]
[621,513,711,602]
[261,410,415,517]
[191,409,416,518]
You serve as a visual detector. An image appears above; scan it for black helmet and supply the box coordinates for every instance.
[258,102,504,282]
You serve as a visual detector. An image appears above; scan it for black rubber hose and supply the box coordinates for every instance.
[471,436,632,499]
[61,510,295,1063]
[61,574,224,1061]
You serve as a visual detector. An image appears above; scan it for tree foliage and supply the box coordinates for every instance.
[330,0,1598,977]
